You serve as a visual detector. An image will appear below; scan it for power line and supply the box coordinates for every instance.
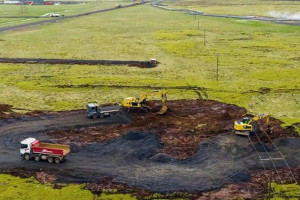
[247,136,277,200]
[261,131,298,185]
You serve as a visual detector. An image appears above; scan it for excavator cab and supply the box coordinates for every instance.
[242,117,250,124]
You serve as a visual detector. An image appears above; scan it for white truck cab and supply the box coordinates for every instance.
[20,137,36,156]
[50,13,60,17]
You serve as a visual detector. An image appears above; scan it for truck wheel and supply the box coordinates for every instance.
[24,154,30,161]
[100,114,105,118]
[54,157,61,164]
[34,155,40,162]
[93,114,97,119]
[47,156,54,163]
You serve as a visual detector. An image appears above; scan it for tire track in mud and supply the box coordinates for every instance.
[0,103,299,192]
[53,84,300,95]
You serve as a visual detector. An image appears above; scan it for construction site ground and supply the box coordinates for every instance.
[0,100,299,198]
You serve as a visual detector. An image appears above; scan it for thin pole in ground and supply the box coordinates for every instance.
[203,29,206,46]
[216,55,219,81]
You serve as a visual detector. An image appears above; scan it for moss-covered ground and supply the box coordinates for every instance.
[271,182,300,200]
[0,174,137,200]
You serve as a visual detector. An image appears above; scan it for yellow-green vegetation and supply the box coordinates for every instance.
[166,0,300,16]
[0,5,299,130]
[0,1,130,16]
[0,174,137,200]
[271,182,300,200]
[0,1,132,27]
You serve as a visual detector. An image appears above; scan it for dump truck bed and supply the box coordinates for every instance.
[100,105,120,112]
[32,142,70,156]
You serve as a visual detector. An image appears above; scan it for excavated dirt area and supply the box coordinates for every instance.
[47,100,291,159]
[0,99,299,197]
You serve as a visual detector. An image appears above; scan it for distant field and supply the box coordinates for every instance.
[166,0,300,16]
[0,5,299,128]
[0,1,132,27]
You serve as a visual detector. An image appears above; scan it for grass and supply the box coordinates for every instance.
[0,5,299,129]
[166,0,300,16]
[1,174,299,200]
[0,1,132,27]
[271,182,300,200]
[0,174,137,200]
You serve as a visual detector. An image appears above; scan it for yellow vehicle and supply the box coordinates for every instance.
[234,114,270,136]
[121,90,167,114]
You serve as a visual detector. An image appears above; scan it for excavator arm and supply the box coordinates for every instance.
[121,90,167,114]
[138,90,167,114]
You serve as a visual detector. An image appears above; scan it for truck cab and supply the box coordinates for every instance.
[20,137,36,158]
[87,103,99,119]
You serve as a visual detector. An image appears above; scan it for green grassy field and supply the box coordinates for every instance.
[0,174,137,200]
[0,5,299,129]
[271,182,300,200]
[0,1,132,27]
[166,0,300,16]
[1,174,298,200]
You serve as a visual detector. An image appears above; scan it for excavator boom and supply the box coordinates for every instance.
[121,90,167,114]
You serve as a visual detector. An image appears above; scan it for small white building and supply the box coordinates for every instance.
[3,1,21,4]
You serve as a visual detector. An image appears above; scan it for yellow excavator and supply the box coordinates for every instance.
[121,90,167,114]
[234,114,270,136]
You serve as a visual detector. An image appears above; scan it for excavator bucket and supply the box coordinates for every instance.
[158,105,167,115]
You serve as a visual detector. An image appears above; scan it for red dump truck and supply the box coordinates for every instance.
[20,137,70,164]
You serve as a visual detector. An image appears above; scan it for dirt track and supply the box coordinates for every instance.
[0,100,299,193]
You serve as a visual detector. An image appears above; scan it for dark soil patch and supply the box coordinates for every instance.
[85,167,300,200]
[47,99,290,159]
[198,167,300,200]
[0,58,158,68]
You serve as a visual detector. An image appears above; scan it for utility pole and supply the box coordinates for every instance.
[216,55,219,81]
[203,29,206,46]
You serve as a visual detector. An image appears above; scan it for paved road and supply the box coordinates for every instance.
[152,4,300,26]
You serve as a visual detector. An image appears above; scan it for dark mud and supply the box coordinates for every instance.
[0,100,299,193]
[1,131,299,192]
[47,100,291,158]
[0,58,158,68]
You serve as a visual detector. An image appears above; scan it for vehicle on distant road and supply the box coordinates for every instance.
[50,13,60,17]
